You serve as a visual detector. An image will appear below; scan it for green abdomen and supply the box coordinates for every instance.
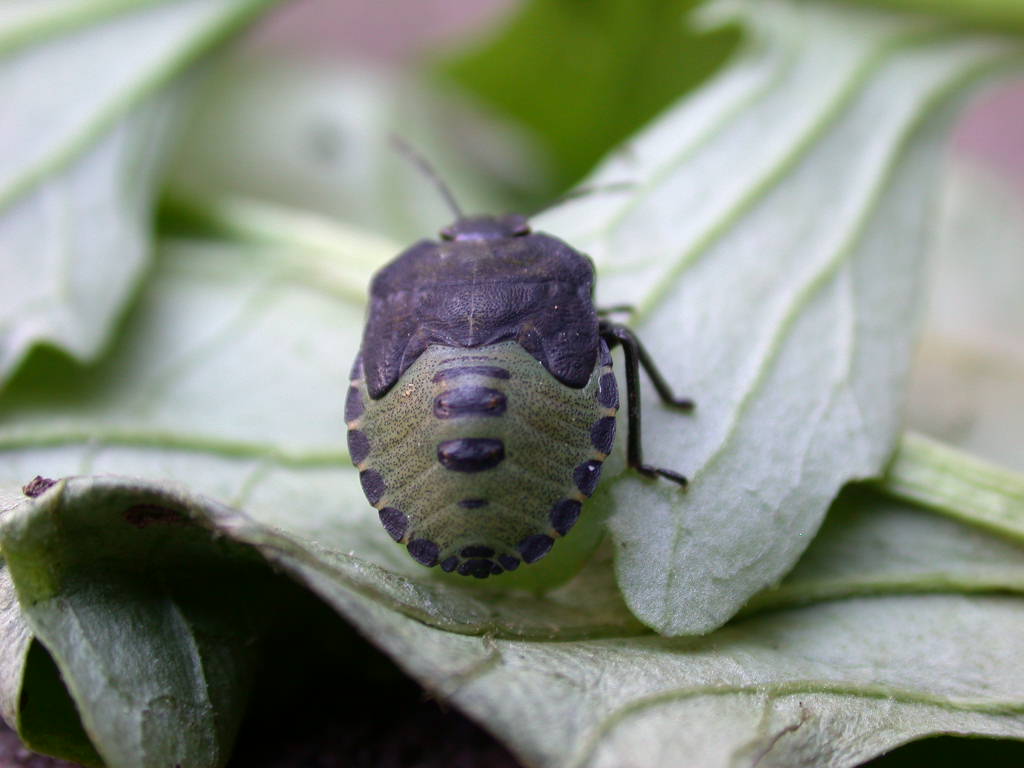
[346,340,618,577]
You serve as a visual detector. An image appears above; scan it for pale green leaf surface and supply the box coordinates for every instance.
[0,0,278,387]
[265,483,1024,768]
[4,476,1024,767]
[535,0,1024,634]
[746,484,1024,613]
[324,594,1024,768]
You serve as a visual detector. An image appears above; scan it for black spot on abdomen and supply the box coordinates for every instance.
[349,353,363,380]
[345,386,364,421]
[378,507,408,541]
[597,372,619,409]
[347,430,370,464]
[437,438,505,473]
[518,534,554,564]
[359,469,386,505]
[458,559,494,578]
[590,417,616,454]
[433,386,507,419]
[460,545,495,558]
[573,460,603,497]
[432,366,510,383]
[407,539,440,567]
[550,499,582,536]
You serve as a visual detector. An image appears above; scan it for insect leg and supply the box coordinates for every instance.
[600,322,695,409]
[632,333,695,411]
[599,321,692,486]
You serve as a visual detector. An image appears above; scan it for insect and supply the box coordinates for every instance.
[346,148,693,579]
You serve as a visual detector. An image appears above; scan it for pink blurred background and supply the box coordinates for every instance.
[245,0,516,62]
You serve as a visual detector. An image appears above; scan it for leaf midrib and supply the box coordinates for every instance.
[0,429,347,467]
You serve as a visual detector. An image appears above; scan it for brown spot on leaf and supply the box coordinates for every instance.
[124,504,189,529]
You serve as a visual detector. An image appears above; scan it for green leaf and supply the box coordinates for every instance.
[0,0,281,389]
[534,0,1024,634]
[5,475,1024,768]
[747,484,1024,614]
[301,555,1024,768]
[1,478,277,767]
[17,639,104,768]
[837,0,1024,33]
[439,0,741,189]
[875,432,1024,544]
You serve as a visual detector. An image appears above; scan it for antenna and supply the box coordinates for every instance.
[390,135,464,220]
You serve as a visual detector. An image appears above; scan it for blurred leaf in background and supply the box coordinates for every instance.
[0,0,280,391]
[439,0,742,191]
[163,59,543,244]
[842,0,1024,33]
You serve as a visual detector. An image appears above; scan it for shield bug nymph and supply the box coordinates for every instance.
[345,145,693,579]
